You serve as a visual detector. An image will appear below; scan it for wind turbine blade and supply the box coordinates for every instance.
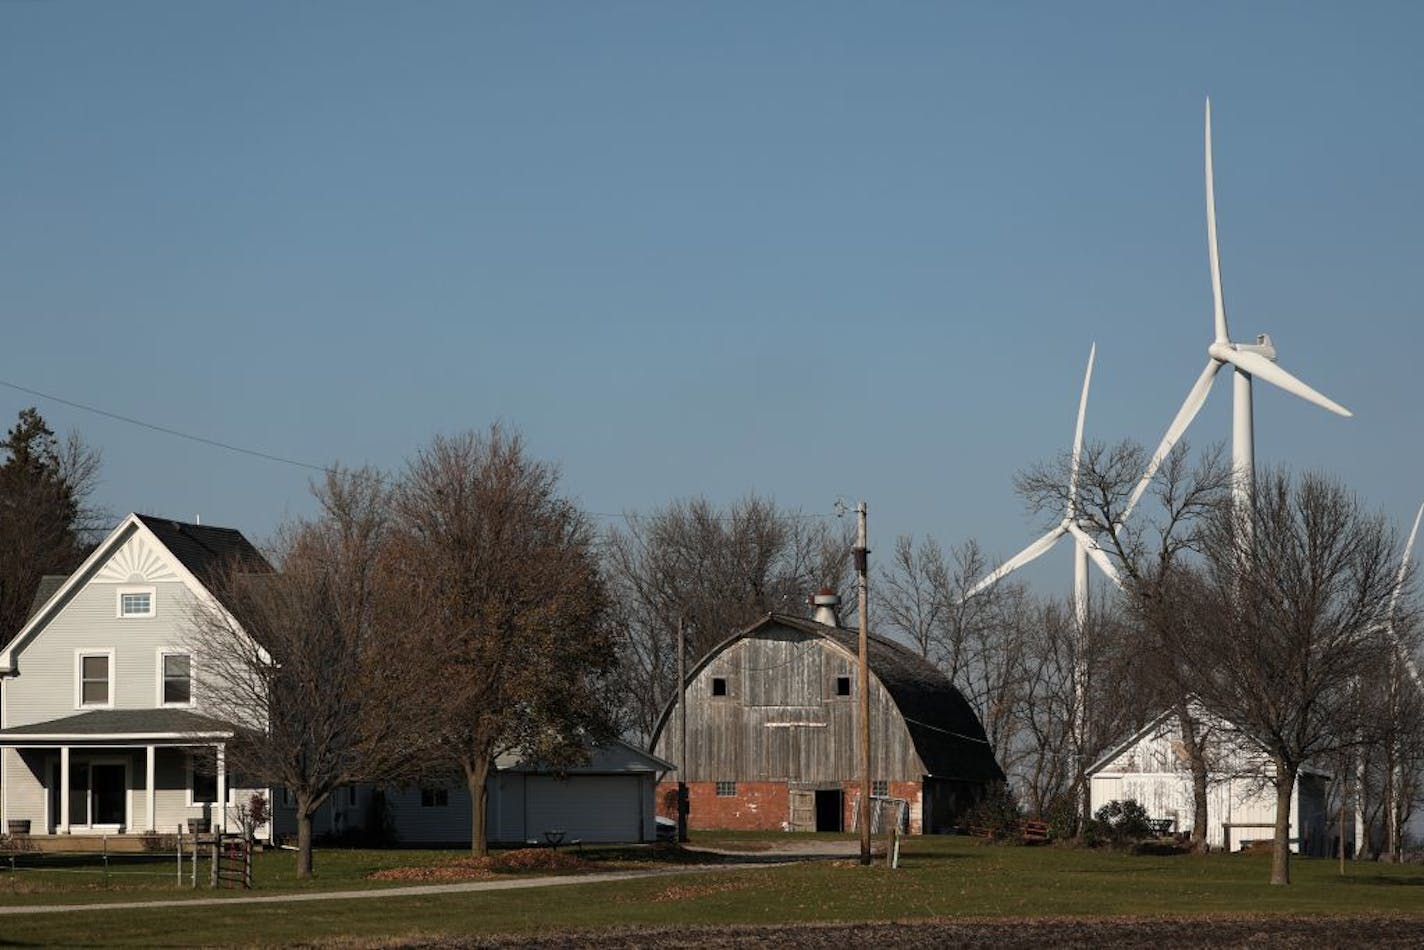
[1206,98,1229,344]
[1387,501,1424,623]
[1120,359,1224,525]
[963,525,1068,600]
[1067,343,1097,513]
[1394,502,1424,690]
[1215,347,1353,417]
[1067,521,1123,590]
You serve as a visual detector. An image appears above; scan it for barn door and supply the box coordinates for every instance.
[788,789,814,832]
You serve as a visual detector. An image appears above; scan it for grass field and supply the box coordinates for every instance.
[0,834,1420,947]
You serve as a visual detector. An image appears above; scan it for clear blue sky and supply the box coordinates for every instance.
[3,2,1421,595]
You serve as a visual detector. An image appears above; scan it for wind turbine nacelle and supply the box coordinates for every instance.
[1237,334,1277,360]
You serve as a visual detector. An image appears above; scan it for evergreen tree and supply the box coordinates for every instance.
[0,408,101,644]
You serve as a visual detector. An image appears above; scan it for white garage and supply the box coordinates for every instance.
[387,739,673,846]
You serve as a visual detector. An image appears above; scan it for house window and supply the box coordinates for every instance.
[78,653,112,707]
[117,587,155,618]
[872,780,889,797]
[711,677,728,697]
[835,676,851,697]
[715,781,736,797]
[162,653,192,705]
[420,788,448,807]
[348,786,358,806]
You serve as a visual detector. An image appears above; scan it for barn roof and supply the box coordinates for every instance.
[653,612,1004,785]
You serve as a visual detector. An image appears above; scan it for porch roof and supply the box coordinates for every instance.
[0,709,234,746]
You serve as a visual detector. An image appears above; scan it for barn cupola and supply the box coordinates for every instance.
[811,588,841,627]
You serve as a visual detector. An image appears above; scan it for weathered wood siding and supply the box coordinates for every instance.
[652,624,926,783]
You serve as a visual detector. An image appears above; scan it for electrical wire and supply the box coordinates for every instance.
[0,377,839,525]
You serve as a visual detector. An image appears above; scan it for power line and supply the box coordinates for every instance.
[0,377,335,475]
[0,376,838,524]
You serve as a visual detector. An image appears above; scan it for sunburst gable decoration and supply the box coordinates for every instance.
[95,534,181,585]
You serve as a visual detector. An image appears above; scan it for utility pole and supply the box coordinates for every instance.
[677,616,689,843]
[855,501,871,866]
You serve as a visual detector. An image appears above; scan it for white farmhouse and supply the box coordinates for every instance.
[1087,704,1344,856]
[0,514,273,840]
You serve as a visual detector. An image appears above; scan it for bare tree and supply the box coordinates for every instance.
[878,535,1032,771]
[1017,439,1232,846]
[604,496,851,741]
[189,469,419,879]
[1165,471,1413,884]
[389,427,619,855]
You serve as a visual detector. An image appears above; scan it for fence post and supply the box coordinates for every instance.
[103,835,109,888]
[191,830,197,889]
[244,839,252,889]
[210,833,219,889]
[176,826,182,887]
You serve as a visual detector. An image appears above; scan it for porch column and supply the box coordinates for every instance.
[215,743,227,833]
[59,745,70,834]
[145,745,156,833]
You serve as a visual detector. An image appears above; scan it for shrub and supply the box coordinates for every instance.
[1043,793,1081,842]
[1094,798,1153,844]
[964,783,1022,841]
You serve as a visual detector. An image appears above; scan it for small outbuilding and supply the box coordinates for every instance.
[379,739,674,846]
[1087,704,1342,856]
[649,605,1003,834]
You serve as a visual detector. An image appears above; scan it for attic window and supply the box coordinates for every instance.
[711,677,728,697]
[118,586,155,618]
[835,676,851,697]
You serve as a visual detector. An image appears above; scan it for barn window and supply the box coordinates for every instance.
[715,781,736,797]
[835,676,851,697]
[711,677,728,697]
[872,780,889,797]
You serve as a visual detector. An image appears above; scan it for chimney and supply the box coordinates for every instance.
[811,587,841,627]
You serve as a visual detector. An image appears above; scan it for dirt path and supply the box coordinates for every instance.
[432,916,1424,949]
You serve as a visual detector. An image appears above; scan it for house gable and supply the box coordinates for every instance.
[0,514,261,729]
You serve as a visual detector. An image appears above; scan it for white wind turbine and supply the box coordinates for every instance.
[965,344,1121,811]
[1382,502,1424,855]
[965,343,1122,628]
[1121,99,1352,525]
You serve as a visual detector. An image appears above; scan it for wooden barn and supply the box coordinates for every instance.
[649,606,1003,834]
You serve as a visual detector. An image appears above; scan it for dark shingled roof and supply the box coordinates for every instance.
[26,574,69,622]
[0,708,232,739]
[134,514,272,581]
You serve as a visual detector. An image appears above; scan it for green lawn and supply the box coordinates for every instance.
[0,835,1420,947]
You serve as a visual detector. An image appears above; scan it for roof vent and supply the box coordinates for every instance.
[811,588,841,628]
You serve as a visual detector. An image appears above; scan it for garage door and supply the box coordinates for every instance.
[525,775,643,843]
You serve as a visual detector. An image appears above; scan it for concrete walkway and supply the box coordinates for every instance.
[0,862,775,917]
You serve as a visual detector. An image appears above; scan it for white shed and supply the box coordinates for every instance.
[1087,705,1344,857]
